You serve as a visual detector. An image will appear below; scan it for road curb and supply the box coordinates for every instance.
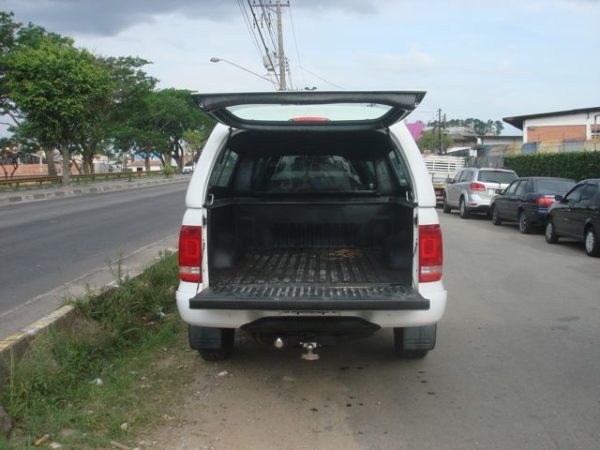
[0,175,189,207]
[0,235,178,386]
[0,305,76,384]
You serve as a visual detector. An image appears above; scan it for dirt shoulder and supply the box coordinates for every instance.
[145,335,369,450]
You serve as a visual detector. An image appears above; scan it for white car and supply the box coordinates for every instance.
[176,91,447,361]
[182,165,194,174]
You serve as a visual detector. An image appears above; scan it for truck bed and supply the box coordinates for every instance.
[190,247,427,311]
[212,247,409,286]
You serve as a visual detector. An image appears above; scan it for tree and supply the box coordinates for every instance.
[1,12,72,176]
[6,39,113,184]
[429,117,504,136]
[417,130,453,154]
[74,56,157,174]
[143,89,211,172]
[183,128,210,164]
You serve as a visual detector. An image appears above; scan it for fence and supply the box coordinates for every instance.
[0,170,165,189]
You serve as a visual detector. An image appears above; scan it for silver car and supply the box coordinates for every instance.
[443,167,518,218]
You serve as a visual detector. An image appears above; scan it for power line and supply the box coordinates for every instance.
[288,3,307,88]
[300,66,346,90]
[236,0,263,62]
[247,0,280,88]
[236,0,278,86]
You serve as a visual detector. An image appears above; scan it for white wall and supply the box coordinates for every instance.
[523,111,600,142]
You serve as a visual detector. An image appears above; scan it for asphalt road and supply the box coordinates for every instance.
[149,211,600,450]
[0,182,187,315]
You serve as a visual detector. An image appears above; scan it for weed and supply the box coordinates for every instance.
[0,252,188,449]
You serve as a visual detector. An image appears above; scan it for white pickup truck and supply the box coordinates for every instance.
[424,155,466,205]
[176,92,447,361]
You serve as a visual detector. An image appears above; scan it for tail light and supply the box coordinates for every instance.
[536,196,554,207]
[470,182,486,191]
[179,225,202,282]
[419,224,443,283]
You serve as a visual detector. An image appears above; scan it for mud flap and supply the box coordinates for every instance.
[402,324,437,350]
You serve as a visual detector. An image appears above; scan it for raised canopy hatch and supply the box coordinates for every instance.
[193,91,426,131]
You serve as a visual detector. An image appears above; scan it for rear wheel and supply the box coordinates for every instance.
[189,326,235,361]
[545,219,559,244]
[442,195,451,214]
[459,197,469,219]
[491,206,502,225]
[393,325,436,359]
[518,210,532,234]
[584,226,600,257]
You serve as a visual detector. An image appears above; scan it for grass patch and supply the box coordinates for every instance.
[0,252,193,449]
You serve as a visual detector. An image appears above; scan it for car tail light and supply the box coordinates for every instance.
[536,196,554,207]
[470,182,486,191]
[179,225,202,282]
[419,224,443,283]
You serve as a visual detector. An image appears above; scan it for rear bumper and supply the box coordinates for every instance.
[176,281,447,328]
[525,207,549,225]
[466,193,492,210]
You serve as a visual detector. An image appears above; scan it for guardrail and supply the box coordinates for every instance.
[0,171,166,189]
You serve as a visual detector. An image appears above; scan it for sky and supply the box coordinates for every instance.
[2,0,600,135]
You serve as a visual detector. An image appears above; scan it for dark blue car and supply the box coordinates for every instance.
[490,177,575,233]
[546,179,600,257]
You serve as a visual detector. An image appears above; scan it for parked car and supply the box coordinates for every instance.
[545,179,600,256]
[431,174,449,206]
[176,91,447,361]
[443,167,518,218]
[182,163,194,174]
[490,177,575,233]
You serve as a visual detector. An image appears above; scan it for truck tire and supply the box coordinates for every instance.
[189,326,235,361]
[393,325,436,359]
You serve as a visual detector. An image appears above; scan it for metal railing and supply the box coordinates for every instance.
[0,170,166,189]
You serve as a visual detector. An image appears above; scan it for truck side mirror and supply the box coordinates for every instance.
[554,194,564,202]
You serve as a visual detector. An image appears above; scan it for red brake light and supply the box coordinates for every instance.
[470,182,486,191]
[536,196,554,207]
[179,225,202,282]
[289,116,330,122]
[419,224,443,283]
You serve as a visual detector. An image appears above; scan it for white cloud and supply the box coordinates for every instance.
[360,49,436,73]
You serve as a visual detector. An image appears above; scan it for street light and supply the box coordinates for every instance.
[210,57,276,87]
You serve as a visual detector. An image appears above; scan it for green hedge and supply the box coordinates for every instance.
[504,152,600,181]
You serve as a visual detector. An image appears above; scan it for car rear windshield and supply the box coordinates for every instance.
[477,170,517,184]
[534,179,575,194]
[251,154,377,193]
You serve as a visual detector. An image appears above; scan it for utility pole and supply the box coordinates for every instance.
[276,1,286,91]
[247,1,289,90]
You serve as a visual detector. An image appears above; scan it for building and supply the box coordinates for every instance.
[504,107,600,144]
[406,121,425,141]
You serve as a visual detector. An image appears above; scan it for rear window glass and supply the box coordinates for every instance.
[227,103,392,122]
[477,170,517,184]
[251,155,376,193]
[534,179,575,194]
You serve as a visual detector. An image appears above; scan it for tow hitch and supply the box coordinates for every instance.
[300,342,320,361]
